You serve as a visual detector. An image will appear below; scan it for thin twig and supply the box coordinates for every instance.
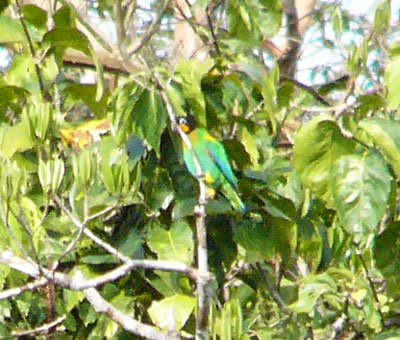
[175,2,208,48]
[357,248,383,323]
[86,203,119,222]
[281,76,331,106]
[0,203,32,263]
[128,0,171,56]
[9,315,66,338]
[11,205,43,273]
[52,195,131,263]
[206,6,221,56]
[15,0,47,100]
[256,263,288,309]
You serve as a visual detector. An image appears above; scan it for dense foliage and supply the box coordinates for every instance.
[0,0,399,339]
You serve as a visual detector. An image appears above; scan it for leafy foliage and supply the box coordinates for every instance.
[0,0,399,339]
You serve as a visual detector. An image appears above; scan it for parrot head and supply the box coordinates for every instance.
[177,116,196,133]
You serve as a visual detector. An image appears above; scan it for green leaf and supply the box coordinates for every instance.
[78,302,98,326]
[233,221,274,263]
[374,0,391,33]
[227,0,281,49]
[297,219,323,272]
[145,168,174,213]
[373,331,400,340]
[217,299,244,340]
[0,86,29,121]
[0,15,25,43]
[146,271,182,297]
[358,118,400,178]
[64,84,109,117]
[166,83,186,118]
[116,227,143,259]
[54,6,74,28]
[239,127,259,166]
[0,1,9,15]
[43,27,91,56]
[0,121,33,157]
[148,294,195,330]
[147,220,194,265]
[64,290,84,312]
[293,116,356,204]
[176,58,214,126]
[374,222,400,297]
[289,273,337,314]
[21,4,47,29]
[5,54,57,93]
[331,151,391,243]
[385,56,400,109]
[132,90,167,155]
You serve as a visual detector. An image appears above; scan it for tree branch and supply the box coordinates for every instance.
[0,278,47,301]
[84,287,179,340]
[0,250,186,340]
[141,59,212,340]
[0,250,205,290]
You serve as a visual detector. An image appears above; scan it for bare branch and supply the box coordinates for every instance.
[86,203,119,222]
[0,250,206,291]
[0,250,186,339]
[0,278,47,301]
[281,76,331,106]
[84,287,180,340]
[139,58,211,340]
[206,5,221,56]
[10,315,66,338]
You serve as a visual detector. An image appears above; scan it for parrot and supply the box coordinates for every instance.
[176,116,245,213]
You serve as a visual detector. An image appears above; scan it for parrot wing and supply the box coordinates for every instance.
[205,138,238,188]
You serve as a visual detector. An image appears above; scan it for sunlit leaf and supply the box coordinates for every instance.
[148,294,195,330]
[358,118,400,178]
[331,151,391,243]
[147,220,193,265]
[294,116,356,204]
[0,122,33,157]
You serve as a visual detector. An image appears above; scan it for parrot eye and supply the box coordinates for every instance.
[176,116,187,125]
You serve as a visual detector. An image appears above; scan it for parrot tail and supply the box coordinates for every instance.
[221,182,245,213]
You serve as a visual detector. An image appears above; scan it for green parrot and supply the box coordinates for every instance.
[177,116,245,213]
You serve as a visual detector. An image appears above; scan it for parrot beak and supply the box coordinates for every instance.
[180,123,191,133]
